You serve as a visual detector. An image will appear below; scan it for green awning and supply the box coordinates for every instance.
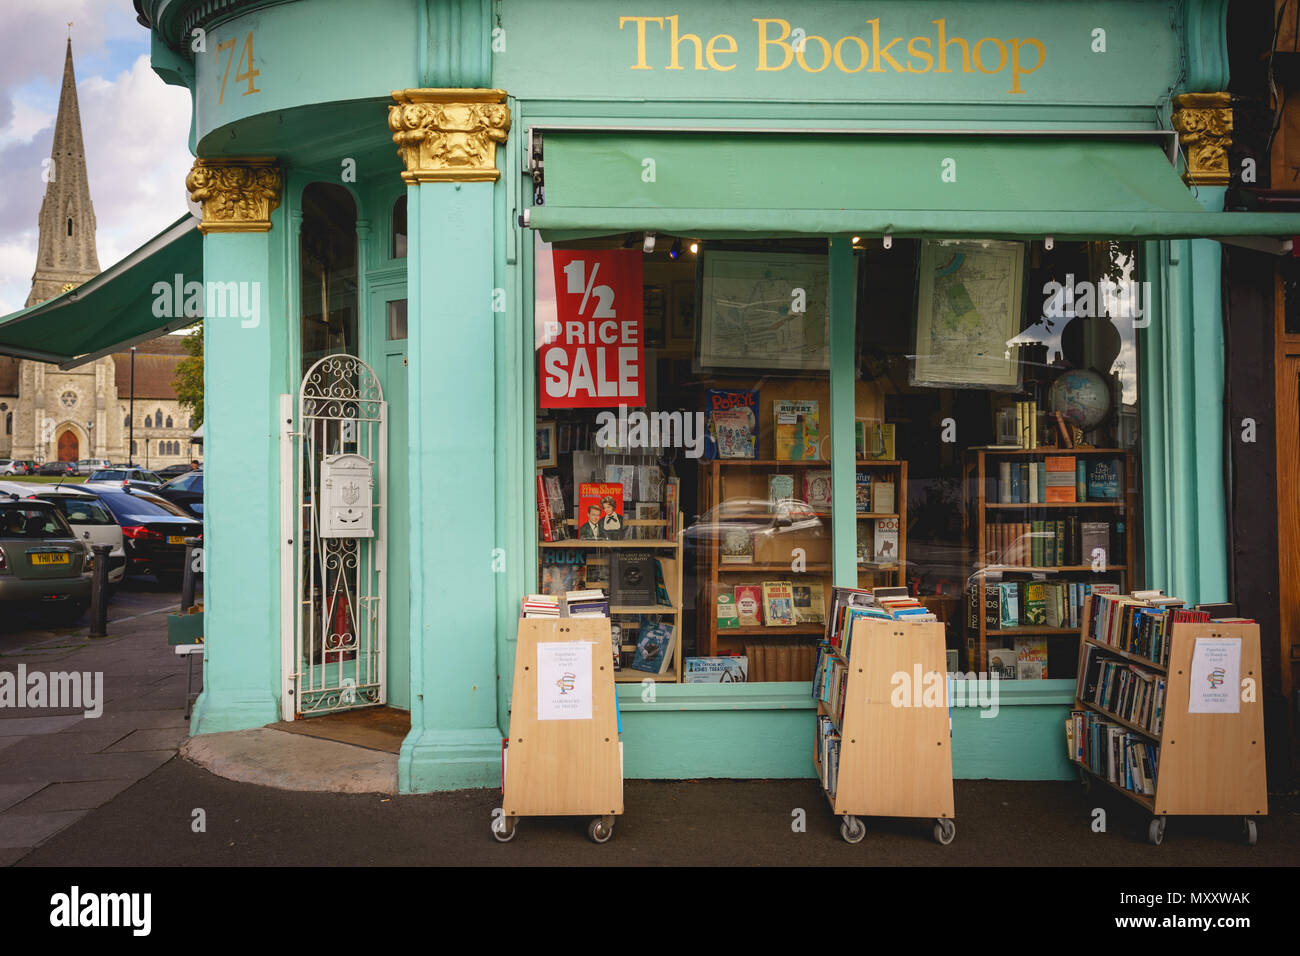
[0,214,202,368]
[529,133,1300,241]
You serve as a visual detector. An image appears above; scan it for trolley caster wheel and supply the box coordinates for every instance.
[1242,817,1257,847]
[933,818,956,845]
[840,815,866,844]
[588,816,614,844]
[1147,816,1166,846]
[491,815,517,843]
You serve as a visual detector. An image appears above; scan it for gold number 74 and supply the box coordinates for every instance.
[216,32,260,105]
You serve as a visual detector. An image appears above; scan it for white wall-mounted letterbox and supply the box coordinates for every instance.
[320,453,374,538]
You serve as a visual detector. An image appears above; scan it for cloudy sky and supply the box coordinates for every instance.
[0,1,193,315]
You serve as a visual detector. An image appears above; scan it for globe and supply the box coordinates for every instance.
[1048,369,1111,430]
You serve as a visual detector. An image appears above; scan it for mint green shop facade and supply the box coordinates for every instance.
[137,0,1295,792]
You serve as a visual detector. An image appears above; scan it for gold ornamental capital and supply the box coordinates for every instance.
[388,89,510,184]
[1172,92,1233,187]
[186,158,283,234]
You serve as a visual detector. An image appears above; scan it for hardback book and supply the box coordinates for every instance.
[1076,459,1087,501]
[665,477,680,538]
[997,581,1020,628]
[762,581,797,626]
[653,558,672,606]
[1023,581,1047,625]
[720,527,754,564]
[704,388,759,459]
[734,584,764,626]
[631,622,676,675]
[683,656,749,683]
[803,470,833,510]
[716,592,740,629]
[998,462,1012,504]
[792,581,826,624]
[855,472,871,513]
[774,399,819,461]
[1044,456,1076,503]
[856,521,872,564]
[873,517,900,565]
[1087,458,1121,500]
[1014,637,1049,679]
[610,622,623,670]
[988,646,1018,679]
[577,482,625,540]
[543,474,570,539]
[869,423,896,460]
[870,479,895,514]
[610,549,655,606]
[768,474,795,506]
[984,583,1002,630]
[1081,521,1110,567]
[540,549,586,596]
[536,474,554,542]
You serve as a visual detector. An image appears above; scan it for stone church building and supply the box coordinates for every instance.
[0,40,197,467]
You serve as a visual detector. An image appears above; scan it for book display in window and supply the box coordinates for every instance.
[855,458,907,590]
[962,448,1137,678]
[1069,594,1266,845]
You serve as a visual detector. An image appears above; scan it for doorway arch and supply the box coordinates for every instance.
[56,427,80,462]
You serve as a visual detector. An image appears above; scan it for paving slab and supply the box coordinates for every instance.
[0,728,131,759]
[103,728,189,753]
[0,810,88,849]
[0,782,46,813]
[8,779,135,813]
[0,715,84,736]
[182,728,397,794]
[0,750,175,784]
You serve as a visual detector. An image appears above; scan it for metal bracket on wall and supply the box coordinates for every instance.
[524,128,544,206]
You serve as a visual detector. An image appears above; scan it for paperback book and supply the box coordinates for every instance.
[704,388,759,459]
[774,399,819,461]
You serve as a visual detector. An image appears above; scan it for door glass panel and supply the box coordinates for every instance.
[387,299,408,341]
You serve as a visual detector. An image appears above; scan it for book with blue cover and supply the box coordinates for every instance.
[632,622,676,675]
[1087,458,1121,500]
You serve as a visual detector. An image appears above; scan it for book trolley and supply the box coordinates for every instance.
[1070,596,1267,846]
[492,617,624,844]
[815,618,957,845]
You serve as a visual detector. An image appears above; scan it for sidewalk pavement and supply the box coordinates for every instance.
[0,584,196,866]
[1,591,1297,866]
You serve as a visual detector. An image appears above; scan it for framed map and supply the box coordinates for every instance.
[697,251,829,370]
[912,239,1026,388]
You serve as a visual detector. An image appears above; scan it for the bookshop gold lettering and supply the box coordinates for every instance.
[620,15,1045,93]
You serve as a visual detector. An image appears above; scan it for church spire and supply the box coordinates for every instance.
[26,37,99,308]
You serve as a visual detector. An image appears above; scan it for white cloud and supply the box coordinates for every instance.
[0,11,193,316]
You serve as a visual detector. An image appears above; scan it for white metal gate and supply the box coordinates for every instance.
[282,354,387,718]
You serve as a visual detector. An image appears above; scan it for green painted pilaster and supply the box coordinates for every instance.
[398,178,502,792]
[191,213,287,733]
[1139,189,1230,605]
[829,238,857,587]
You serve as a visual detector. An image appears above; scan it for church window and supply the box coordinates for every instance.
[145,415,152,428]
[166,416,173,428]
[67,218,73,236]
[4,413,10,436]
[60,390,77,409]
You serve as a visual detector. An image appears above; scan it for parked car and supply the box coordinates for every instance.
[62,484,201,584]
[156,463,195,478]
[153,470,203,517]
[85,467,164,491]
[0,495,93,623]
[0,460,27,476]
[77,458,113,474]
[14,460,37,475]
[37,460,76,476]
[0,483,127,586]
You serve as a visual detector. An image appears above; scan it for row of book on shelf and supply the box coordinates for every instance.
[977,580,1118,630]
[521,592,679,677]
[815,714,841,798]
[990,399,1082,450]
[983,518,1125,567]
[761,472,897,513]
[717,582,824,628]
[988,455,1121,504]
[1067,711,1159,797]
[1084,591,1223,667]
[704,388,897,462]
[540,549,672,606]
[536,470,681,542]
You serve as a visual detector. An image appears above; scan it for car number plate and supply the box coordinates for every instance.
[31,552,70,565]
[168,535,186,545]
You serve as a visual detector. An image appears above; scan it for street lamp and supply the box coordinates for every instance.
[85,420,93,458]
[128,347,135,466]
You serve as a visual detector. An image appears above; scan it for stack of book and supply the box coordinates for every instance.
[520,594,561,619]
[565,589,610,618]
[875,594,937,621]
[1085,591,1206,667]
[1067,710,1158,797]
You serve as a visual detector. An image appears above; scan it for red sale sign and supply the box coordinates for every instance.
[539,249,644,408]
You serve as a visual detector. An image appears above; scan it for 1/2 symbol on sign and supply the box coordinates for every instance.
[563,259,617,318]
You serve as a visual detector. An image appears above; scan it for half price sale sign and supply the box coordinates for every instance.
[540,249,644,408]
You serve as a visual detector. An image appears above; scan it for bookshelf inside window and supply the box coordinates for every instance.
[699,458,907,680]
[962,448,1137,680]
[537,512,684,683]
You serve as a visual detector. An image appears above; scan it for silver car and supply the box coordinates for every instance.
[0,497,93,623]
